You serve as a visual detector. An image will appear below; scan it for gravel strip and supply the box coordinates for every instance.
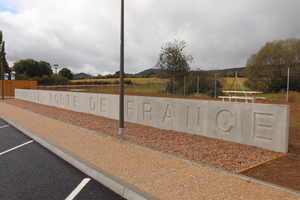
[4,99,282,172]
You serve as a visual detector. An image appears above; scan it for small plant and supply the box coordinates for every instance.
[278,89,286,101]
[288,91,299,102]
[124,80,132,85]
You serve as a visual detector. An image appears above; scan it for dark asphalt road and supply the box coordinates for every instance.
[0,119,125,200]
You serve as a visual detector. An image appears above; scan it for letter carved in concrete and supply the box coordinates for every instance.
[65,95,70,107]
[186,106,200,128]
[143,102,152,121]
[254,112,273,141]
[89,97,95,110]
[98,97,109,117]
[162,104,173,125]
[54,94,59,104]
[73,96,78,108]
[50,93,54,103]
[215,109,235,133]
[60,94,64,106]
[99,98,106,112]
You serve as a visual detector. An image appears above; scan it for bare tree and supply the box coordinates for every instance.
[155,39,194,83]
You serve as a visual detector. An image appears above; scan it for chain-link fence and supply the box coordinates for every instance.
[38,74,222,98]
[37,68,300,102]
[286,67,300,102]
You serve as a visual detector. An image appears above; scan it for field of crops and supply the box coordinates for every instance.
[71,78,165,84]
[221,77,249,91]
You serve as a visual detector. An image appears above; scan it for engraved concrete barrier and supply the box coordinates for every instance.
[15,89,290,153]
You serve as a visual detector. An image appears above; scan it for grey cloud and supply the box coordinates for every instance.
[1,0,300,75]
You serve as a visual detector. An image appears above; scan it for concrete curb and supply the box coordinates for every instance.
[0,115,159,200]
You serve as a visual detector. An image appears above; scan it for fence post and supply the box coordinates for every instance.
[173,78,175,95]
[156,79,158,94]
[287,67,290,102]
[164,79,166,94]
[214,73,217,99]
[197,75,199,95]
[184,76,186,96]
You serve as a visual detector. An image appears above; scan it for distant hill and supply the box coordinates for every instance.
[133,68,162,77]
[74,72,92,79]
[131,67,246,77]
[206,67,246,76]
[80,67,246,79]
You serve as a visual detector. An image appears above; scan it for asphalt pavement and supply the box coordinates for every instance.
[0,119,124,200]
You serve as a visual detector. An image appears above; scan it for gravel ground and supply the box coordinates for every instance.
[3,99,283,173]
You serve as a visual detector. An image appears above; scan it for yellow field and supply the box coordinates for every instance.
[71,78,165,84]
[222,77,249,91]
[71,77,249,89]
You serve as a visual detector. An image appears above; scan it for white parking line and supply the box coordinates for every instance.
[0,125,10,129]
[0,140,34,156]
[65,178,91,200]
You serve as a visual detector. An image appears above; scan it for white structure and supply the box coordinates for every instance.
[15,89,290,153]
[10,71,16,80]
[4,73,8,80]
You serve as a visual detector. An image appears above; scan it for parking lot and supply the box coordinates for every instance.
[0,119,125,200]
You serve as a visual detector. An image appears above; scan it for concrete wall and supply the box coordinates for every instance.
[15,89,290,153]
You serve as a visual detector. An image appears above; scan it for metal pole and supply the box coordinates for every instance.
[197,75,199,95]
[54,64,58,91]
[286,67,290,102]
[156,79,158,94]
[164,79,166,94]
[173,78,175,95]
[1,59,4,101]
[235,71,237,96]
[119,0,125,135]
[184,76,186,96]
[0,52,6,101]
[214,73,217,99]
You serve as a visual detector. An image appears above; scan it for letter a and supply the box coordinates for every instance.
[162,104,173,124]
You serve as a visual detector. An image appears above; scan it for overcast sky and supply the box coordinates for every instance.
[1,0,300,76]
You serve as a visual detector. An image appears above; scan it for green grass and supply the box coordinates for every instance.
[125,84,166,93]
[259,91,300,102]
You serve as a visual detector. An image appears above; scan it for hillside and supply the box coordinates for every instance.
[85,67,246,79]
[132,68,162,77]
[212,67,246,76]
[132,67,246,77]
[74,72,92,79]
